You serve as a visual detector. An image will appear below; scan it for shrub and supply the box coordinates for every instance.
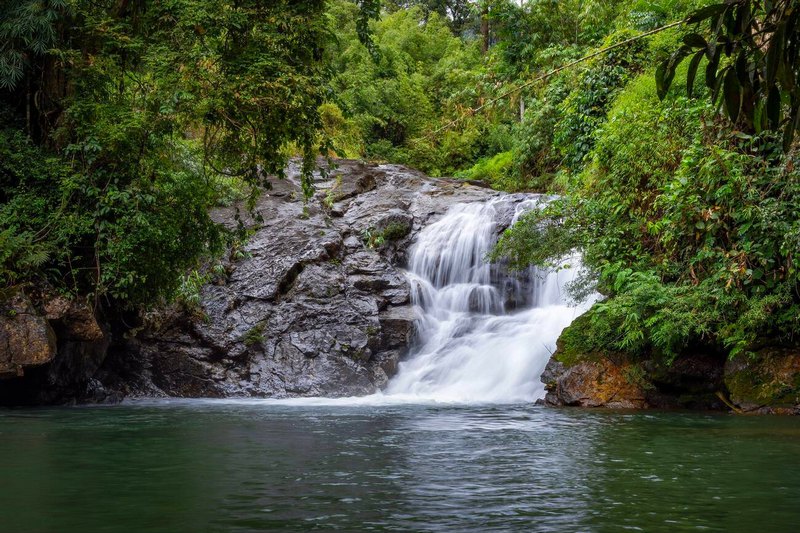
[554,29,650,170]
[494,62,800,361]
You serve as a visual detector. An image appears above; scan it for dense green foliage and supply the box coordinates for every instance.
[659,0,800,151]
[323,0,517,177]
[493,0,800,361]
[321,0,673,187]
[3,0,799,366]
[1,0,330,307]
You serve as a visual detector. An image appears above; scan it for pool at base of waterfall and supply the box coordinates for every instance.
[2,402,799,533]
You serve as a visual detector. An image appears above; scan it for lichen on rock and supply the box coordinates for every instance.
[724,348,800,415]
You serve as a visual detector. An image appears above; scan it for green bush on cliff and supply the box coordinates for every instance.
[0,0,332,308]
[553,29,649,171]
[0,124,223,306]
[495,60,800,361]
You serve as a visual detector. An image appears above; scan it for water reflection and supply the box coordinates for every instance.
[1,404,799,532]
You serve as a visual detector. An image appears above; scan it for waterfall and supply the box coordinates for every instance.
[383,197,589,403]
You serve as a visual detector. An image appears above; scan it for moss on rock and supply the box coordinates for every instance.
[724,348,800,413]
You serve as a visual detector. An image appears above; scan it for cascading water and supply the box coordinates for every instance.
[382,197,590,403]
[263,195,590,407]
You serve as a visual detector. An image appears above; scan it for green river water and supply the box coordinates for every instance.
[1,401,798,532]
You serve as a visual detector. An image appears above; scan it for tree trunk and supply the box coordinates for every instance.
[481,3,489,54]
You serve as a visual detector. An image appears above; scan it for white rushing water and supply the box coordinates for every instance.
[169,196,591,408]
[380,197,589,404]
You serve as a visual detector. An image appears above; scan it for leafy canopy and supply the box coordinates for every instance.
[0,0,332,307]
[658,0,800,151]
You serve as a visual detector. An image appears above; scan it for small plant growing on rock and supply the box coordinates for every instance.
[380,222,410,241]
[176,270,210,312]
[362,221,410,249]
[323,175,343,209]
[362,227,385,249]
[242,323,266,347]
[230,231,254,263]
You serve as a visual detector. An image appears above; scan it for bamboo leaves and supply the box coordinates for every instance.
[658,0,800,151]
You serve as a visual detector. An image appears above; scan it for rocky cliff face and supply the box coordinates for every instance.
[103,161,513,400]
[0,160,505,404]
[0,288,109,405]
[541,316,800,414]
[0,288,57,379]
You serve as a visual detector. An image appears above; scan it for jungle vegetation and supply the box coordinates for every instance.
[2,0,799,363]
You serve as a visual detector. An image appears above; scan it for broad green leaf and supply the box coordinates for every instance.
[705,48,720,90]
[766,23,786,86]
[686,4,727,24]
[724,68,742,123]
[687,50,705,98]
[683,33,707,48]
[656,60,669,100]
[767,86,782,129]
[712,65,728,105]
[753,98,765,134]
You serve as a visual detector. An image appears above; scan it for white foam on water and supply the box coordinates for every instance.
[248,197,592,407]
[129,197,591,408]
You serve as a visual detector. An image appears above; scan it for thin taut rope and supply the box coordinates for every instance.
[430,18,689,137]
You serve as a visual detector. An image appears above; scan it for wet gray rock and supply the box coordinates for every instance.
[98,160,516,399]
[0,160,536,405]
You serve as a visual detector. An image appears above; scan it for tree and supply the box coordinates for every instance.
[0,0,333,306]
[658,0,800,151]
[383,0,478,35]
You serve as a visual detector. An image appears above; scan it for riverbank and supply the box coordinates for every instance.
[541,313,800,415]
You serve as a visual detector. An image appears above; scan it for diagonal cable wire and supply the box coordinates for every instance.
[430,18,689,138]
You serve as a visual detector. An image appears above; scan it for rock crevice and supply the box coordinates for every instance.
[0,160,504,404]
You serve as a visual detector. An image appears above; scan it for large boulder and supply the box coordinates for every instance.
[0,288,57,378]
[543,357,648,409]
[541,312,728,410]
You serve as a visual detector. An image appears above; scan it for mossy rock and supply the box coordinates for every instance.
[554,311,627,368]
[724,348,800,411]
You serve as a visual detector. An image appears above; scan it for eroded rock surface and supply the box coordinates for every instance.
[725,348,800,414]
[541,313,731,411]
[98,160,509,399]
[0,288,110,405]
[0,288,57,378]
[540,315,800,413]
[542,357,648,409]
